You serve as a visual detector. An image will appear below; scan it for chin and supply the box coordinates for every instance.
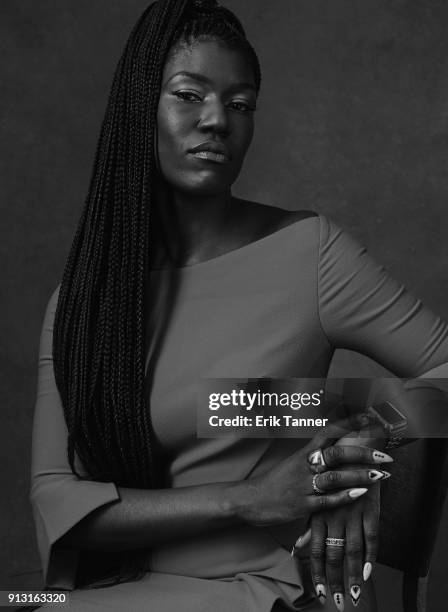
[184,184,230,198]
[175,174,235,197]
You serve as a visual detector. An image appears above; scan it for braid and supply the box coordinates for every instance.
[173,2,261,93]
[54,0,190,488]
[52,0,261,584]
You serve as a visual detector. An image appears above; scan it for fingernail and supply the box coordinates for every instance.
[309,450,322,465]
[369,469,391,481]
[349,487,368,499]
[363,562,373,582]
[350,585,361,606]
[291,534,305,556]
[333,592,344,611]
[373,450,393,463]
[315,584,326,604]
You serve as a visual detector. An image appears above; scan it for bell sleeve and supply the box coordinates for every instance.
[317,214,448,378]
[30,286,120,590]
[317,215,448,439]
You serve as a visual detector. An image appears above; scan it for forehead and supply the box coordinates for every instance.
[162,39,256,90]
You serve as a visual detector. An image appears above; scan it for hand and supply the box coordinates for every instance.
[237,415,391,527]
[296,481,382,610]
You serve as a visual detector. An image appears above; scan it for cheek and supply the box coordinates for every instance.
[156,106,195,188]
[157,108,183,157]
[157,97,198,154]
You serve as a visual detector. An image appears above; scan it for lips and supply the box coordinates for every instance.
[188,141,232,164]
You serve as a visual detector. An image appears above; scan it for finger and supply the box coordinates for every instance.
[306,444,392,477]
[363,505,379,582]
[313,468,391,492]
[309,517,328,606]
[346,518,363,607]
[307,487,368,513]
[321,446,393,469]
[325,527,346,611]
[308,414,372,450]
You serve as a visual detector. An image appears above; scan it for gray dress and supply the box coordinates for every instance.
[31,214,448,610]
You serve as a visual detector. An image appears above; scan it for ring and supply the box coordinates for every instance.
[307,448,327,473]
[325,537,345,547]
[312,474,325,495]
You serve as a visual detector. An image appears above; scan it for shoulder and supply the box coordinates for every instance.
[259,208,371,270]
[48,284,61,311]
[42,284,61,328]
[37,285,62,352]
[235,199,319,238]
[272,208,319,231]
[316,215,368,261]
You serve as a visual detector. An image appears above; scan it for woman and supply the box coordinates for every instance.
[31,1,448,611]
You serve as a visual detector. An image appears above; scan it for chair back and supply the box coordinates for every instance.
[378,438,448,576]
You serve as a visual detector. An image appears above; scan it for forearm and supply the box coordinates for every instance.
[57,480,246,552]
[335,428,387,451]
[340,375,448,450]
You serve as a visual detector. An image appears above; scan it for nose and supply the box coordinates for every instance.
[197,99,230,136]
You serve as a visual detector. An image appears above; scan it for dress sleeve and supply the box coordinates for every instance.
[317,215,448,377]
[30,286,120,590]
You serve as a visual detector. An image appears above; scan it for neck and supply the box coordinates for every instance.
[151,184,235,267]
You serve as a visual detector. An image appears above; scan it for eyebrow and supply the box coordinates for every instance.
[164,70,257,92]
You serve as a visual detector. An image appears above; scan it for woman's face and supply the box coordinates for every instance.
[157,39,257,197]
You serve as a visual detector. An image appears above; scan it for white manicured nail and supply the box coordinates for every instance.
[315,583,326,604]
[309,450,322,465]
[369,469,391,481]
[349,488,368,499]
[373,450,393,463]
[369,469,384,481]
[334,592,344,611]
[363,562,373,582]
[350,585,361,606]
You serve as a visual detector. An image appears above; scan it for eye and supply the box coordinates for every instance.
[172,90,202,103]
[228,100,256,114]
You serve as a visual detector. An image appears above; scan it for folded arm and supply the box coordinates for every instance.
[302,216,448,606]
[32,286,375,588]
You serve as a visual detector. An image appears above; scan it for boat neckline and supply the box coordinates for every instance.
[148,214,319,273]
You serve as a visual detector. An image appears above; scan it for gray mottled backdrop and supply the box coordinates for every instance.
[2,1,448,610]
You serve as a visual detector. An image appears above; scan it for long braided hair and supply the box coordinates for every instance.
[52,0,261,494]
